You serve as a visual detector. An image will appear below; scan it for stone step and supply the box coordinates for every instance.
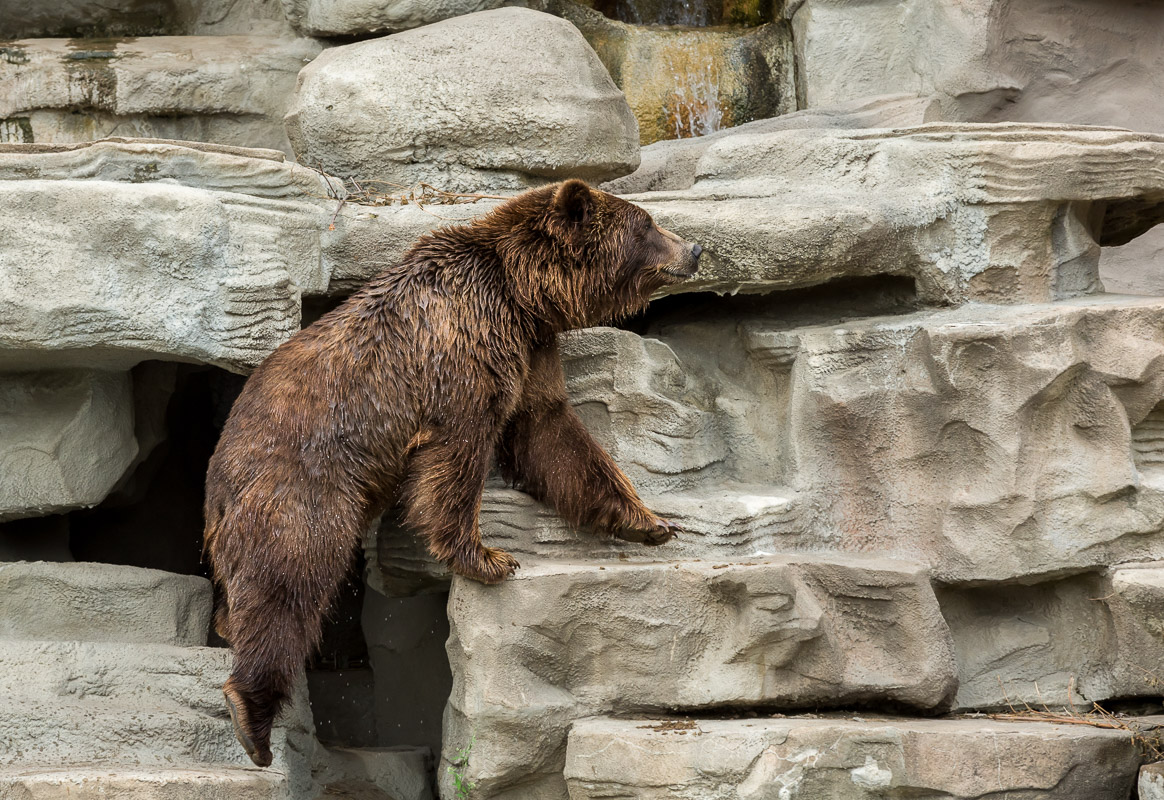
[439,556,957,799]
[0,562,211,646]
[0,640,231,714]
[370,484,801,595]
[565,716,1148,800]
[0,698,249,768]
[0,37,322,155]
[0,765,284,800]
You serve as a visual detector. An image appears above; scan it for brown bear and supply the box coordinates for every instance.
[203,179,701,767]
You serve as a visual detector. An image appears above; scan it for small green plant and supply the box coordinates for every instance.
[446,736,476,799]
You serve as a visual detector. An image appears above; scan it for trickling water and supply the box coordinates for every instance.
[598,0,712,26]
[666,47,724,138]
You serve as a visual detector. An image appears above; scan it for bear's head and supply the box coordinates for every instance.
[492,179,701,331]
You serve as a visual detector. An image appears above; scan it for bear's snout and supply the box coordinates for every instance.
[692,243,702,260]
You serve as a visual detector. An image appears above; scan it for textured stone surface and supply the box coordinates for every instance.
[0,766,285,800]
[284,8,640,191]
[440,557,956,799]
[0,37,321,154]
[0,561,211,645]
[1143,762,1164,800]
[280,0,507,35]
[373,297,1164,592]
[0,371,136,522]
[790,0,1164,303]
[939,563,1164,710]
[0,0,295,37]
[565,716,1144,800]
[631,123,1164,304]
[0,139,339,372]
[0,640,230,714]
[601,93,940,194]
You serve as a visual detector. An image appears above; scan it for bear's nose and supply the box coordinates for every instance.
[691,243,702,260]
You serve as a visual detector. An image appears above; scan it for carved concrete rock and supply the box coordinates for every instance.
[280,0,507,35]
[0,139,338,372]
[0,561,211,646]
[939,563,1164,710]
[602,93,941,194]
[284,8,640,191]
[0,37,321,154]
[632,124,1164,304]
[373,297,1164,592]
[566,716,1144,800]
[0,371,136,522]
[440,557,956,799]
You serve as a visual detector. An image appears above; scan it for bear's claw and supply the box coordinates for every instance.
[223,680,273,768]
[614,516,682,546]
[451,546,520,584]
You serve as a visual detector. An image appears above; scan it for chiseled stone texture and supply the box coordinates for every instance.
[439,557,957,799]
[789,0,1164,305]
[601,93,941,194]
[0,37,321,154]
[0,139,339,372]
[284,8,640,192]
[565,716,1144,800]
[280,0,507,36]
[0,561,211,646]
[0,370,136,522]
[373,296,1164,593]
[0,0,296,38]
[630,123,1164,305]
[939,562,1164,710]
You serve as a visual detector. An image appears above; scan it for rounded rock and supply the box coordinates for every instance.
[284,7,640,192]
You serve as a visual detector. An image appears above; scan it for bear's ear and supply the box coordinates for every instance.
[552,179,593,227]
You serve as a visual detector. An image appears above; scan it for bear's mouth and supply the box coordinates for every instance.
[662,263,699,280]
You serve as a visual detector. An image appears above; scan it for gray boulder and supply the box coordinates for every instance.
[284,8,640,192]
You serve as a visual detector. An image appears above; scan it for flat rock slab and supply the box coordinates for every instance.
[0,138,339,372]
[285,7,640,191]
[0,561,211,645]
[633,123,1164,305]
[440,557,956,799]
[1143,762,1164,800]
[0,370,136,521]
[0,37,322,154]
[0,640,231,714]
[566,716,1144,800]
[370,485,801,596]
[0,766,285,800]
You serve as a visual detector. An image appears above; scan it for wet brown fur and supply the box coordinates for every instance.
[203,180,700,766]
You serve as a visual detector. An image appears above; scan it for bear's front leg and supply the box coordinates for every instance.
[402,429,520,584]
[497,340,680,546]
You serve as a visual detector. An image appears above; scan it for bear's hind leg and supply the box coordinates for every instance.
[213,507,363,767]
[402,433,519,584]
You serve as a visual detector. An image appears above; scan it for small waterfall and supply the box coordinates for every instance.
[596,0,712,26]
[663,39,724,139]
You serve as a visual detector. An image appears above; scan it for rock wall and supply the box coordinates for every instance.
[3,1,1164,799]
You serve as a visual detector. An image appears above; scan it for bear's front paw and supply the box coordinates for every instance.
[450,546,521,584]
[614,516,681,547]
